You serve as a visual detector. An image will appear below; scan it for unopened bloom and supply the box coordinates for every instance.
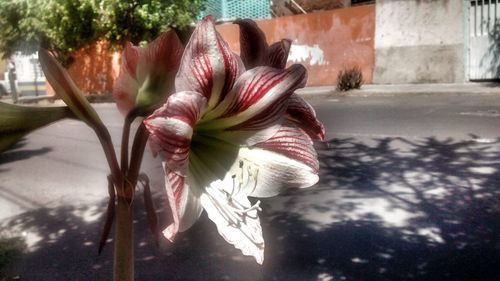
[39,49,104,129]
[113,30,184,115]
[144,17,324,264]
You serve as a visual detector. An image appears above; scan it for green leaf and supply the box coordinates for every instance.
[0,102,74,152]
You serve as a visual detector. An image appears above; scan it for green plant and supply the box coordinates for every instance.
[336,65,363,91]
[101,0,203,45]
[0,0,204,65]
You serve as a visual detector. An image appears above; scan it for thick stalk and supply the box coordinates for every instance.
[112,114,145,281]
[113,195,134,281]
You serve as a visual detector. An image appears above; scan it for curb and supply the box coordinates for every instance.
[296,83,500,100]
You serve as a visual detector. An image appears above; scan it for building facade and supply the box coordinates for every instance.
[374,0,499,84]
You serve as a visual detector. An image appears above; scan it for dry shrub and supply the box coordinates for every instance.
[336,66,363,91]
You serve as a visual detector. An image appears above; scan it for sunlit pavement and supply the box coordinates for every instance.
[1,93,500,280]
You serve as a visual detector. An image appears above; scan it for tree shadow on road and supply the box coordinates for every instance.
[1,137,500,280]
[263,136,500,281]
[0,140,52,167]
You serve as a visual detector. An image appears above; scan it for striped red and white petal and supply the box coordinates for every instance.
[175,16,244,111]
[248,121,319,197]
[266,39,292,69]
[199,65,307,145]
[234,19,268,69]
[163,168,203,241]
[144,91,207,175]
[286,94,325,141]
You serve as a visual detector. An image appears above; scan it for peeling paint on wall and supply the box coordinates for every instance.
[288,43,328,66]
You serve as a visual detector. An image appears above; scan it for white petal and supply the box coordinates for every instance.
[201,186,264,264]
[236,146,318,198]
[201,121,319,198]
[203,141,318,199]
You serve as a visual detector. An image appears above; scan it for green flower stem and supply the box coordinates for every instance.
[89,110,150,281]
[94,123,123,188]
[127,123,150,190]
[114,122,149,281]
[120,112,136,181]
[113,195,134,281]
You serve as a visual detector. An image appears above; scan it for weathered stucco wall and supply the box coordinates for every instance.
[67,41,121,94]
[373,0,465,84]
[59,5,375,95]
[217,5,375,86]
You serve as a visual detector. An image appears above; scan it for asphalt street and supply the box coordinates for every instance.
[1,93,500,280]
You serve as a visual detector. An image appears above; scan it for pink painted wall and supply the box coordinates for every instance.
[217,5,375,86]
[67,41,120,95]
[46,41,120,97]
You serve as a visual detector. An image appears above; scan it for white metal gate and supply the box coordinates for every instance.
[468,0,500,80]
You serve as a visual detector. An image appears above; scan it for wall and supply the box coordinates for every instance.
[67,41,121,95]
[60,5,375,95]
[217,5,375,86]
[0,53,47,96]
[373,0,465,84]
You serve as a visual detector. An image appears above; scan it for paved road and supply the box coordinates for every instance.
[1,94,500,280]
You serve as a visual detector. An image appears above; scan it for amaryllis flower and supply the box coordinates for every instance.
[144,17,324,264]
[113,30,184,115]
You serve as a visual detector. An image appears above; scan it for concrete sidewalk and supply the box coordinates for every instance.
[297,82,500,99]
